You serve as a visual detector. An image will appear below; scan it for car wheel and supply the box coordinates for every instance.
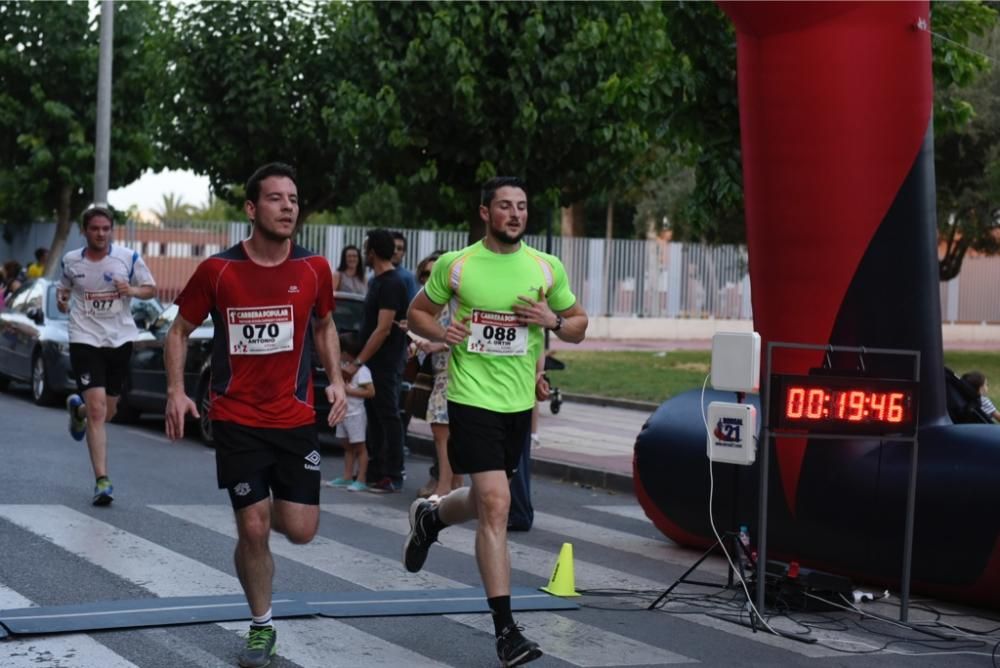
[112,391,141,424]
[31,352,58,406]
[195,381,214,447]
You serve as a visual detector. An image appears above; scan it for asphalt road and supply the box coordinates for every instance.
[0,385,997,668]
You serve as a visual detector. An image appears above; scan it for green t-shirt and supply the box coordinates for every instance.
[424,240,576,413]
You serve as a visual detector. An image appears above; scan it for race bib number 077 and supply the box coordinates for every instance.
[83,290,122,317]
[227,305,294,355]
[467,309,527,356]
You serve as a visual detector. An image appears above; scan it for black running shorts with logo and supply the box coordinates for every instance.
[212,421,322,510]
[447,401,532,477]
[69,342,133,396]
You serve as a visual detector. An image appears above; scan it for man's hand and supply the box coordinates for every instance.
[444,317,472,346]
[165,390,199,441]
[56,288,70,313]
[325,382,348,427]
[114,278,131,298]
[513,286,558,329]
[535,371,551,402]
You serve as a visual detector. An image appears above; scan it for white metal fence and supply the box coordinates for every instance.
[5,220,997,322]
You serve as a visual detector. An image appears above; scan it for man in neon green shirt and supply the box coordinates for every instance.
[405,176,588,666]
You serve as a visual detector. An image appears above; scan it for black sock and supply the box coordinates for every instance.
[488,595,514,636]
[428,506,447,532]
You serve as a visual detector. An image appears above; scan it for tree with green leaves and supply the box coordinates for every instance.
[933,1,1000,280]
[0,1,165,270]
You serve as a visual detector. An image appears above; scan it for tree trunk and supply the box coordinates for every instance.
[560,201,585,237]
[44,183,75,279]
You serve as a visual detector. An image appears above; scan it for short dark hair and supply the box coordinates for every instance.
[391,231,407,249]
[365,228,395,261]
[480,176,527,207]
[339,331,363,358]
[81,206,114,230]
[34,247,47,261]
[962,371,986,391]
[245,162,297,205]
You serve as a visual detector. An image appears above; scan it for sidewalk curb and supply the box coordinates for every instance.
[405,432,636,495]
[560,393,660,413]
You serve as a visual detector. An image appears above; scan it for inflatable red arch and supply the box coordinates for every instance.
[634,1,1000,608]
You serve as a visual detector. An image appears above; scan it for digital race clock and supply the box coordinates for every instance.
[771,374,919,437]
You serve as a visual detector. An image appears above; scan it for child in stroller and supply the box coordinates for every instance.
[542,351,565,414]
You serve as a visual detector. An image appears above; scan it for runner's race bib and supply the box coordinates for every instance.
[227,305,294,355]
[467,309,527,356]
[83,290,123,318]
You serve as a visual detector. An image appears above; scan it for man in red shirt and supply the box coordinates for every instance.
[165,162,347,668]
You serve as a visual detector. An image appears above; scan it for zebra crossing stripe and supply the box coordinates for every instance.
[153,504,695,666]
[0,583,140,668]
[320,502,854,660]
[530,510,729,577]
[0,505,450,668]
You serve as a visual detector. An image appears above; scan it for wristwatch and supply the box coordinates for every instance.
[551,314,563,332]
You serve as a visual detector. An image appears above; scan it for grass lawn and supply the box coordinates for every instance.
[550,349,1000,407]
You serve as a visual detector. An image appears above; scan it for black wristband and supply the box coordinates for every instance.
[551,314,563,332]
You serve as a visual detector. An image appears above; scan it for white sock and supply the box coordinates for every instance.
[251,607,273,627]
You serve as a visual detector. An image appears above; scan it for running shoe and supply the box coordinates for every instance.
[496,624,542,667]
[346,480,367,492]
[367,477,401,494]
[324,477,352,488]
[66,394,86,441]
[92,478,114,507]
[238,624,277,668]
[403,498,439,573]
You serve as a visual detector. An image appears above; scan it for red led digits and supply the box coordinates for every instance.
[774,375,917,436]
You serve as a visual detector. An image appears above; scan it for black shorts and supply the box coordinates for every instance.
[69,342,132,396]
[447,401,532,477]
[212,421,322,510]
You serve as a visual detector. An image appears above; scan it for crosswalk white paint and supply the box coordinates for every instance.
[319,502,854,659]
[0,583,139,668]
[530,510,729,577]
[156,504,693,667]
[0,502,906,664]
[0,505,448,668]
[586,504,651,522]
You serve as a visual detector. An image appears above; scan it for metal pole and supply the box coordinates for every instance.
[94,0,114,206]
[755,343,775,620]
[900,436,918,622]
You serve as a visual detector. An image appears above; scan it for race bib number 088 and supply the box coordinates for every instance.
[467,309,527,356]
[228,305,294,355]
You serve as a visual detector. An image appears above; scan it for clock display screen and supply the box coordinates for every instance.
[772,374,919,436]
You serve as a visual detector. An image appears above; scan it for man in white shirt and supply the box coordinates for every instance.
[58,206,156,506]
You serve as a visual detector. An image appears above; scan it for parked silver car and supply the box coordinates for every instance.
[0,278,162,405]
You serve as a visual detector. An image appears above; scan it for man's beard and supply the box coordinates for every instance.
[255,220,294,243]
[488,217,526,245]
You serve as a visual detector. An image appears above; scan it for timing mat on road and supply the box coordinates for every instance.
[0,587,577,637]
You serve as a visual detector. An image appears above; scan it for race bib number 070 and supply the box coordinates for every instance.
[228,305,294,355]
[467,309,527,356]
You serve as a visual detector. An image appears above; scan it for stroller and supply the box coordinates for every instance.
[543,352,565,414]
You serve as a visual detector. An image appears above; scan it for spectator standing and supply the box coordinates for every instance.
[391,231,420,303]
[2,260,22,301]
[351,228,409,493]
[26,247,48,279]
[412,251,463,501]
[333,244,367,295]
[326,332,374,491]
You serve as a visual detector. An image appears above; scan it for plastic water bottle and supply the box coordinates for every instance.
[737,525,751,572]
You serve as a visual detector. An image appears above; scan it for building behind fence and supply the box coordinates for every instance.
[3,220,998,324]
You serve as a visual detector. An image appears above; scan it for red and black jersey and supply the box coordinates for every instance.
[176,242,334,429]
